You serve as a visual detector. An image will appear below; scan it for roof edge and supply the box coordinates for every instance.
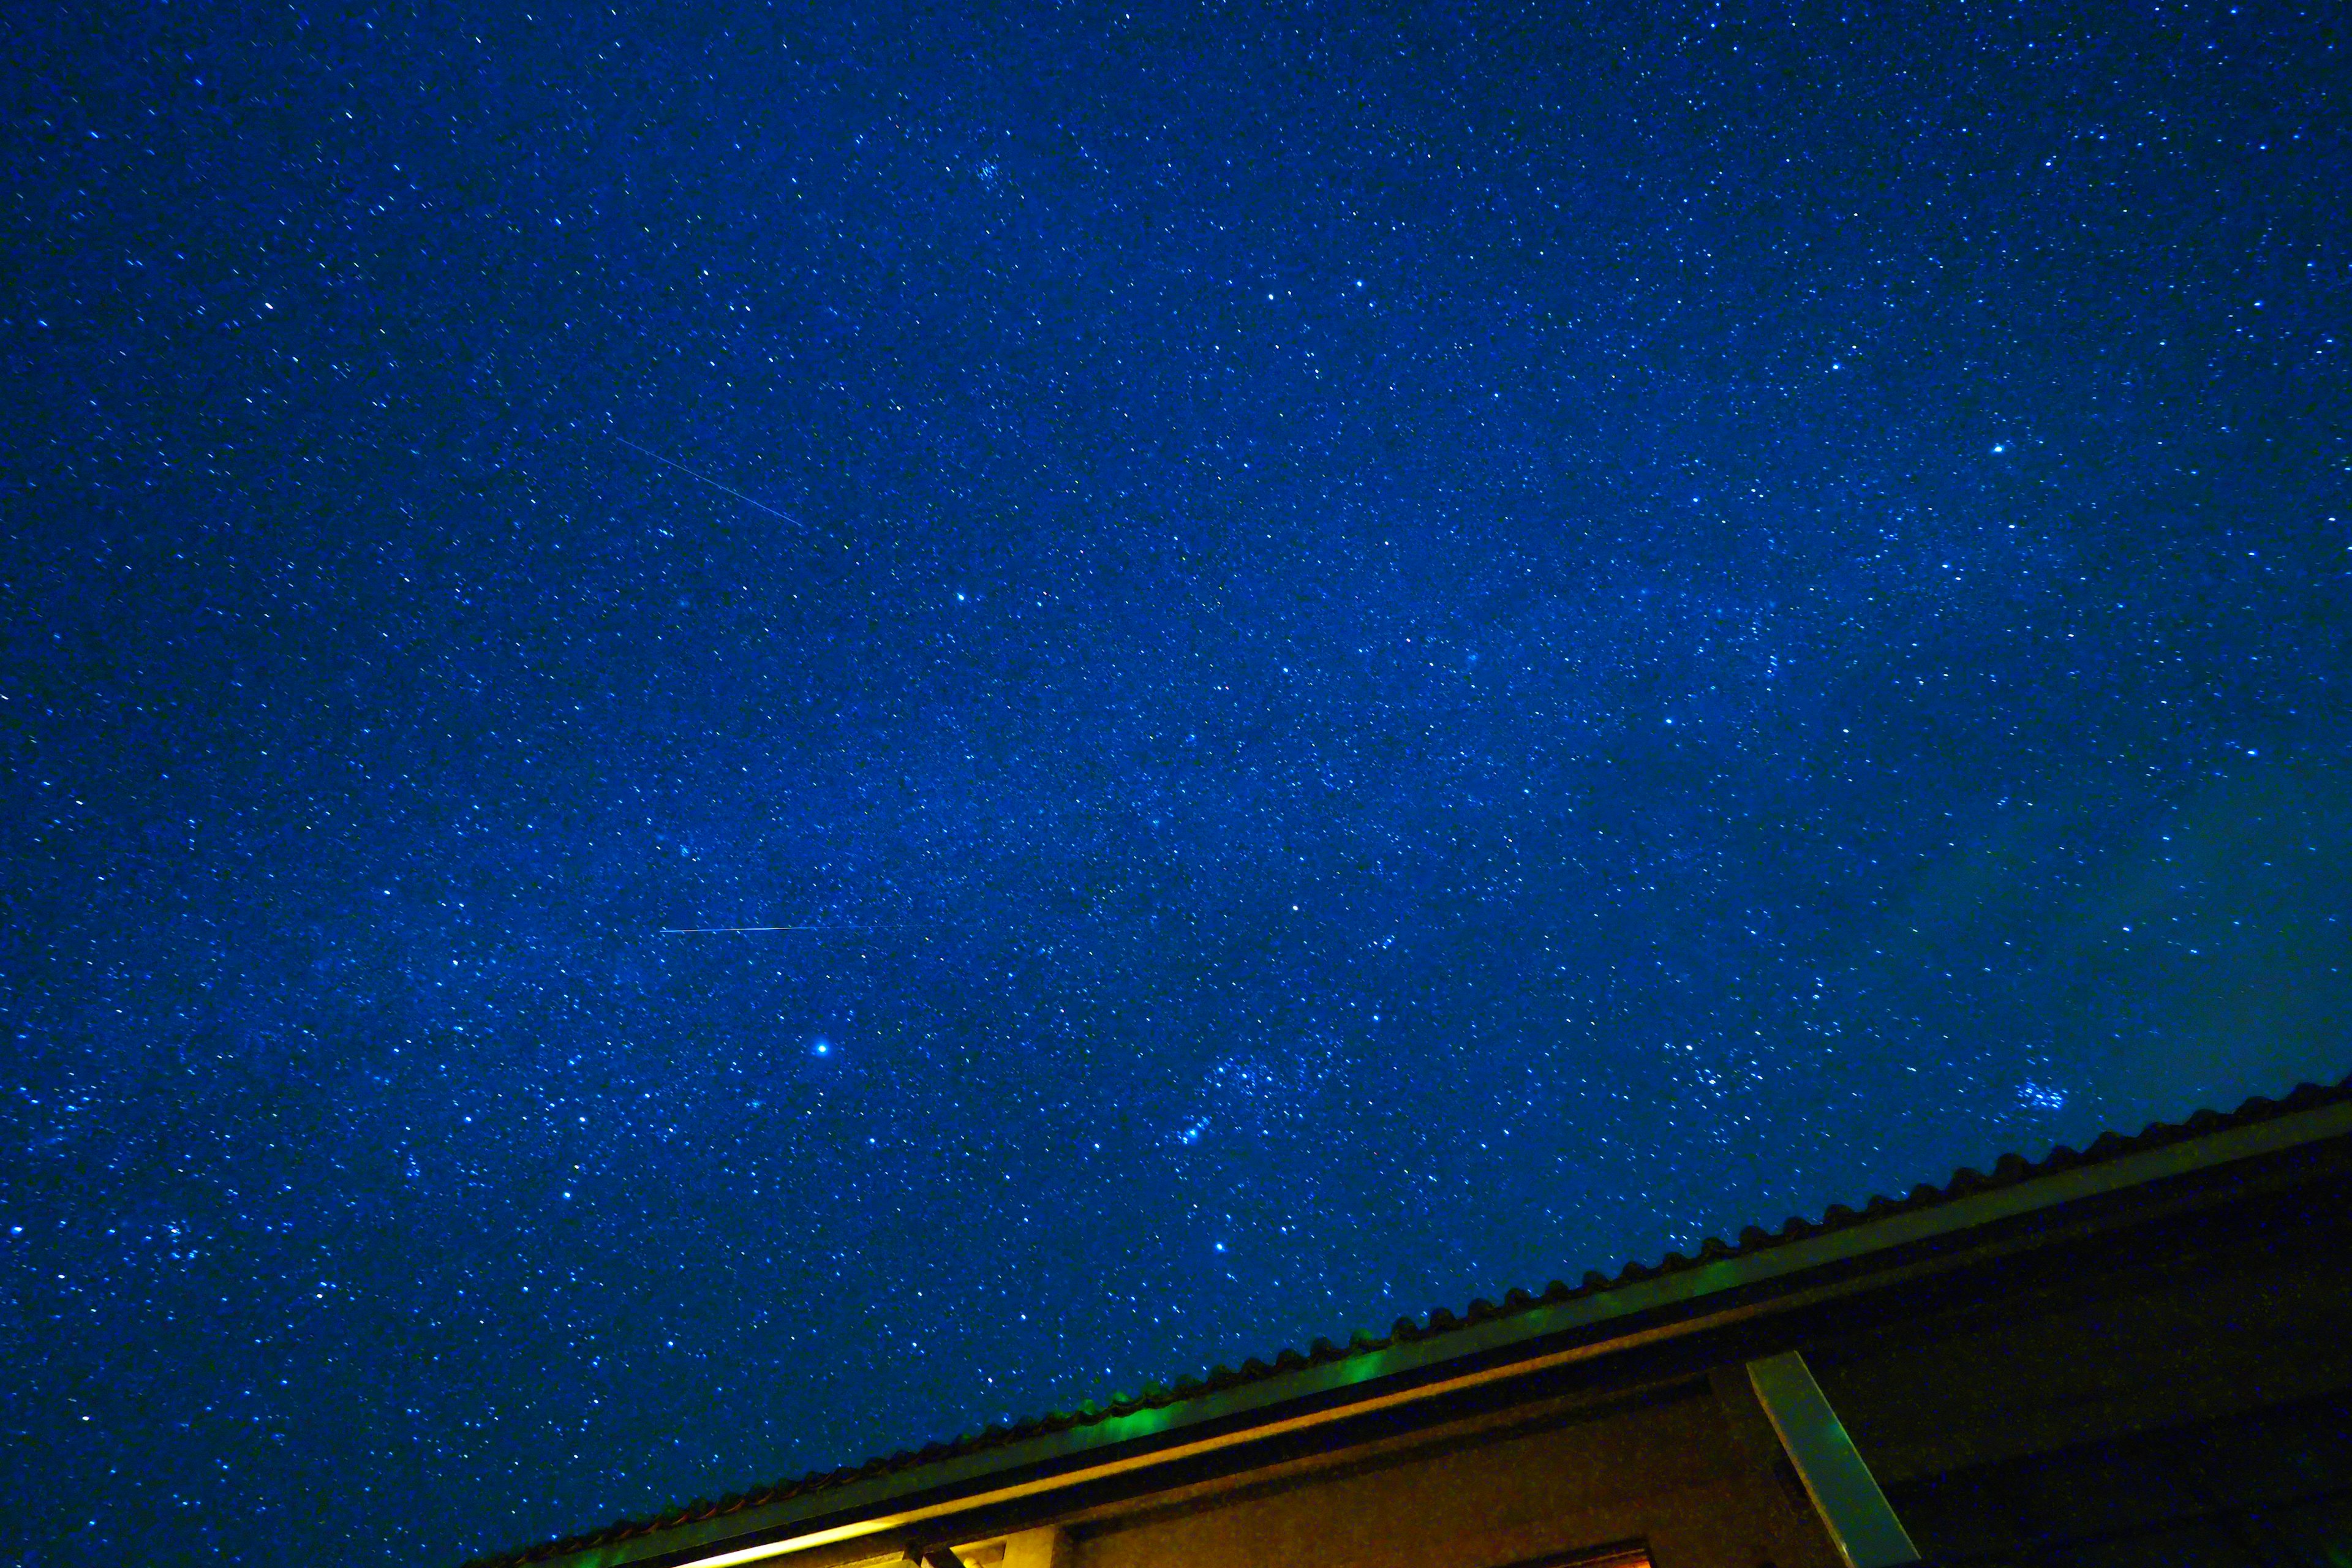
[473,1074,2352,1568]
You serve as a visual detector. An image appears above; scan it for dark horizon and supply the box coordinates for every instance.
[6,2,2348,1563]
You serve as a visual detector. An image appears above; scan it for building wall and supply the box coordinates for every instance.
[1065,1382,1838,1568]
[783,1136,2352,1568]
[1036,1163,2352,1568]
[1814,1163,2352,1562]
[1818,1199,2352,1485]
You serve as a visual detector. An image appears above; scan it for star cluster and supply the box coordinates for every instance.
[4,2,2348,1563]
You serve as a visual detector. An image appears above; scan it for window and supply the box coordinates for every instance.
[1492,1544,1650,1568]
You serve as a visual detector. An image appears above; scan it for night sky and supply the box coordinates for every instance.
[6,2,2350,1562]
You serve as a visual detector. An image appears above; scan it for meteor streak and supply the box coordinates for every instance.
[658,925,833,934]
[615,437,799,522]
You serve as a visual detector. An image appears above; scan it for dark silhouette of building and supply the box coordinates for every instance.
[472,1077,2352,1568]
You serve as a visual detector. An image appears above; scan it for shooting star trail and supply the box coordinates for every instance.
[614,437,800,523]
[658,925,842,934]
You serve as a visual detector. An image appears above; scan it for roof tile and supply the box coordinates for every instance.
[469,1072,2352,1568]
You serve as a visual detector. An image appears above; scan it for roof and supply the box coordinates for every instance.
[471,1072,2352,1568]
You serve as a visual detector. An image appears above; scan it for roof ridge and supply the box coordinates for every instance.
[467,1072,2352,1568]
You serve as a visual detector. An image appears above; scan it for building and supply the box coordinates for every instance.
[470,1077,2352,1568]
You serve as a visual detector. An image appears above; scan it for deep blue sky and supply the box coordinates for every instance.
[4,2,2348,1562]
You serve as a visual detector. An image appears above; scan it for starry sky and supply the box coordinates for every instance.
[5,1,2349,1562]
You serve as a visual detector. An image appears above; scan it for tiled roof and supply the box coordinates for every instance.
[470,1072,2352,1568]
